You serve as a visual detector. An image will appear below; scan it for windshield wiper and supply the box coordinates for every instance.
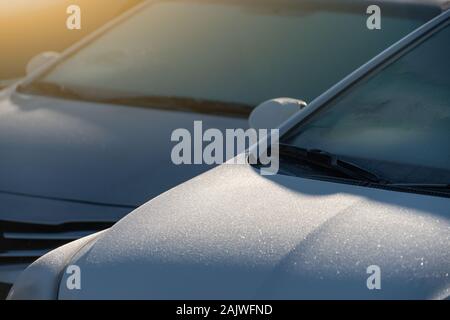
[386,183,450,195]
[100,95,252,117]
[278,143,388,184]
[18,81,85,100]
[18,82,253,117]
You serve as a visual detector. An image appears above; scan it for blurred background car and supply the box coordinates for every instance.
[8,9,449,300]
[0,0,142,89]
[0,0,447,298]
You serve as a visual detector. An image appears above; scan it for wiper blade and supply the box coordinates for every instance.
[278,143,387,184]
[386,183,450,194]
[101,95,252,117]
[382,183,450,196]
[18,81,85,100]
[388,183,450,188]
[18,82,253,117]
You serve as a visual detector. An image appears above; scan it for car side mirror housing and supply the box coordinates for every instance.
[249,97,307,130]
[26,51,60,75]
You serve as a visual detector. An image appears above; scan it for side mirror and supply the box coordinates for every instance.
[249,97,307,130]
[26,51,60,75]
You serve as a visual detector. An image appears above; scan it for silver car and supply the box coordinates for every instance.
[2,0,443,297]
[8,8,450,300]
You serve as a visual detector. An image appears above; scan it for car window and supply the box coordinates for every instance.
[20,0,434,108]
[283,22,450,184]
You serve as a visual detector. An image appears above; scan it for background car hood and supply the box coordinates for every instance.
[0,92,247,207]
[58,159,450,299]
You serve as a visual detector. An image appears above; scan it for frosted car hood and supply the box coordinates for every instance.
[0,92,247,207]
[58,160,450,299]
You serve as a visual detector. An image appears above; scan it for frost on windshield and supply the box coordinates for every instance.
[289,25,450,179]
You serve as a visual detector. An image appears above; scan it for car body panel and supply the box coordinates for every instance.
[0,187,131,289]
[0,92,247,207]
[51,160,450,299]
[8,156,450,299]
[6,5,450,300]
[7,231,103,300]
[0,188,132,226]
[0,88,245,292]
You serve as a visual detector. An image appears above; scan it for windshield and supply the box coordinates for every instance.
[19,0,434,110]
[282,22,450,186]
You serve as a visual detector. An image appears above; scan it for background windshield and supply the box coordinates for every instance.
[284,23,450,184]
[23,0,432,107]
